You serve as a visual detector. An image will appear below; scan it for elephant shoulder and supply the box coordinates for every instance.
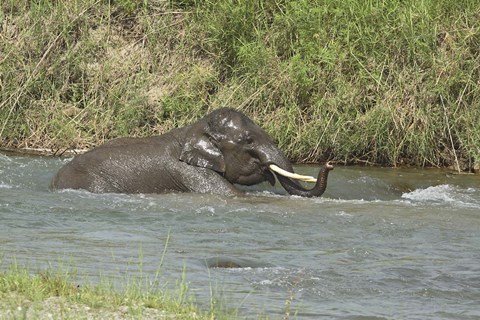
[96,136,152,148]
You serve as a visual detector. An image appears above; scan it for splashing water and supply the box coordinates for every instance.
[1,153,479,319]
[402,184,480,209]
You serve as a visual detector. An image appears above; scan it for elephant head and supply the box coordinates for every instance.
[179,108,333,197]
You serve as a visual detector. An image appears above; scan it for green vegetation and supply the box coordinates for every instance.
[0,262,232,319]
[1,0,479,169]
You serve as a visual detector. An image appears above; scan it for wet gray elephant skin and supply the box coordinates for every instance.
[51,108,333,197]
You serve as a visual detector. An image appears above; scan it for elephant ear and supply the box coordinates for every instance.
[180,130,226,173]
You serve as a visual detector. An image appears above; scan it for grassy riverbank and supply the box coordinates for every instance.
[1,0,479,169]
[0,263,233,319]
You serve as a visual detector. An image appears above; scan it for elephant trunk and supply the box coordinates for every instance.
[274,162,334,198]
[256,145,333,197]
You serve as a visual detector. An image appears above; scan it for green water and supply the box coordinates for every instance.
[1,152,479,319]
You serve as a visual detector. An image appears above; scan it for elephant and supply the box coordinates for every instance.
[50,108,333,197]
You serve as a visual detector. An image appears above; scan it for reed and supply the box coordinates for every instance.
[1,0,479,169]
[0,251,235,319]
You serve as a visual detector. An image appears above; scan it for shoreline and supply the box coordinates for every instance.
[0,147,88,157]
[1,146,477,174]
[0,264,229,320]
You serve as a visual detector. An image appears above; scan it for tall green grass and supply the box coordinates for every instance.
[1,0,479,169]
[0,236,238,319]
[0,262,234,319]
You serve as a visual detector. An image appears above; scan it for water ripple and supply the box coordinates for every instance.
[1,155,480,319]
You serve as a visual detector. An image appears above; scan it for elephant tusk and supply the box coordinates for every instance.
[268,164,318,183]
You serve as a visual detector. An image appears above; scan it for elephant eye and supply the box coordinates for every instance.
[235,132,253,144]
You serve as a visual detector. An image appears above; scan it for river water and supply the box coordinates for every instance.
[1,152,479,319]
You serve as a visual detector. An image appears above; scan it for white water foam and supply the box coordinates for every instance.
[401,184,455,202]
[401,184,480,208]
[0,183,12,189]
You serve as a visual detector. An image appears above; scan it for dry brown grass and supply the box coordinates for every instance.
[1,0,479,170]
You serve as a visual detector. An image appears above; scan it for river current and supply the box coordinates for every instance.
[1,152,479,319]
